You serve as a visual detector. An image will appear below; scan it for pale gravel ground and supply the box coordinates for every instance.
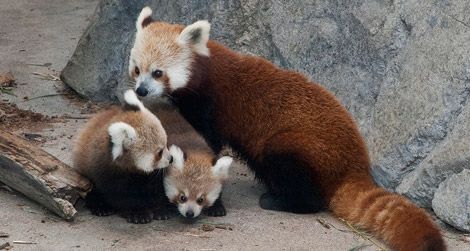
[0,1,467,250]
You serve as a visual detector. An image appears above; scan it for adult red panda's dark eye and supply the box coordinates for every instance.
[180,195,187,203]
[152,69,163,79]
[196,197,204,205]
[134,66,140,76]
[158,149,163,157]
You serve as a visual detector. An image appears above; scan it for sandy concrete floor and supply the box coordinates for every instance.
[0,0,468,250]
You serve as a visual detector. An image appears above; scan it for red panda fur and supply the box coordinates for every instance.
[168,40,446,251]
[146,102,229,217]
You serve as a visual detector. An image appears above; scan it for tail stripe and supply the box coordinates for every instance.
[329,177,446,251]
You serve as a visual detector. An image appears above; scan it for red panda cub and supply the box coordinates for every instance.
[128,7,446,250]
[146,102,233,219]
[73,90,173,224]
[164,145,232,218]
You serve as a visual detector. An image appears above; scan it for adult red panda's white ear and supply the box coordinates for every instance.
[212,156,233,179]
[108,122,137,161]
[177,20,211,56]
[136,6,153,33]
[169,145,185,171]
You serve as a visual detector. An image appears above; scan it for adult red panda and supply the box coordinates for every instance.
[128,7,445,250]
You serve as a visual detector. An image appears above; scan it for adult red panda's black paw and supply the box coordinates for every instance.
[259,192,286,211]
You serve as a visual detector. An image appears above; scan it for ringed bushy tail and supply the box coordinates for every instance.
[329,175,445,251]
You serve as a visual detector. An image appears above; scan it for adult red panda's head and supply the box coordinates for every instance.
[129,7,210,97]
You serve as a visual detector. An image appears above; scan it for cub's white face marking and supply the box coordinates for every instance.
[129,7,211,97]
[108,122,137,160]
[134,147,171,173]
[178,201,202,218]
[135,152,155,173]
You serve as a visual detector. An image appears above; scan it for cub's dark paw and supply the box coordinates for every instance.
[125,211,153,224]
[153,207,175,220]
[89,205,116,217]
[86,191,116,216]
[259,192,285,211]
[205,203,227,217]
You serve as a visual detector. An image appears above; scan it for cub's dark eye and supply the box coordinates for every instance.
[196,197,204,205]
[180,195,187,203]
[158,149,163,157]
[152,69,163,79]
[134,66,140,76]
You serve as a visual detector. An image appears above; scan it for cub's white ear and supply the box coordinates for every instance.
[212,156,233,179]
[123,89,144,111]
[108,122,137,161]
[169,145,185,171]
[177,20,211,56]
[136,6,153,32]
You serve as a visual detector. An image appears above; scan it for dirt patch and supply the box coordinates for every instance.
[0,102,59,131]
[53,82,110,115]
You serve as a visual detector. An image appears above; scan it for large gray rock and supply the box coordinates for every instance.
[61,0,470,230]
[396,105,470,208]
[432,169,470,232]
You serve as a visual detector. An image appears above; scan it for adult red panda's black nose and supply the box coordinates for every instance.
[169,156,174,164]
[136,86,149,97]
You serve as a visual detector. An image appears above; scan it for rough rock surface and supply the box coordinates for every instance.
[61,0,470,230]
[432,169,470,232]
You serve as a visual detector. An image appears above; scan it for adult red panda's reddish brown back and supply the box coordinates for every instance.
[182,41,446,251]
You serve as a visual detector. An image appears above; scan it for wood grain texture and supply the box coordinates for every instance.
[0,130,91,220]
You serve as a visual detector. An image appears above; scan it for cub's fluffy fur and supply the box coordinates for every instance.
[164,145,232,218]
[73,90,173,224]
[145,102,232,218]
[129,7,445,250]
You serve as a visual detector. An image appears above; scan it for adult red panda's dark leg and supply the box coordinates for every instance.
[85,189,116,217]
[254,152,325,214]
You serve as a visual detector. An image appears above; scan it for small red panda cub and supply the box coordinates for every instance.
[146,102,233,219]
[129,6,445,250]
[164,145,232,218]
[73,90,173,224]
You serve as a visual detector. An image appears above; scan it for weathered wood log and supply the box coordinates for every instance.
[0,130,91,220]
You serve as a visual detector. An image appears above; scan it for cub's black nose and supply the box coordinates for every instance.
[169,156,174,164]
[136,86,149,97]
[186,210,194,218]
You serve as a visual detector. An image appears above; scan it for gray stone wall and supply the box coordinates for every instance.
[61,0,470,231]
